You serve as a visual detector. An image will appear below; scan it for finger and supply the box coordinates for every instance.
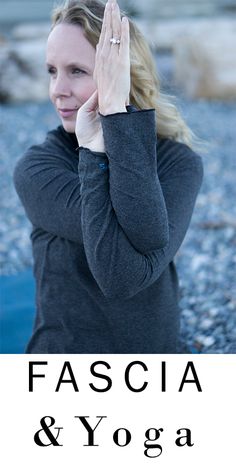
[93,62,97,84]
[119,16,130,59]
[111,1,121,45]
[97,1,109,51]
[100,1,112,56]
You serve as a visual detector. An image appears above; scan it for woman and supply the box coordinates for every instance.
[14,0,203,353]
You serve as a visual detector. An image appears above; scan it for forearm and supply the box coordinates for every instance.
[78,147,154,298]
[78,142,203,300]
[100,109,169,253]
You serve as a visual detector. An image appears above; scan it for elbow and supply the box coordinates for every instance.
[94,253,155,300]
[148,230,169,253]
[135,225,169,254]
[99,280,136,301]
[153,214,170,250]
[95,269,139,301]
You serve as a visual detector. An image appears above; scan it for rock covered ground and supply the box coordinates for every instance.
[0,54,236,354]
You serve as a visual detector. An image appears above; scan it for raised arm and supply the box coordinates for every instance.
[78,139,203,299]
[100,108,169,253]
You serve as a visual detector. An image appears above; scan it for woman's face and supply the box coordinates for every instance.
[46,23,96,133]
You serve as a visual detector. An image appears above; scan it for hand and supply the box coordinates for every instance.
[75,90,105,153]
[75,0,130,152]
[94,0,130,115]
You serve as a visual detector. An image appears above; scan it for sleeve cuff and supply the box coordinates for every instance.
[99,105,155,118]
[79,146,107,158]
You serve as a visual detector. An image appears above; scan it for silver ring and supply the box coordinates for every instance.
[110,37,120,45]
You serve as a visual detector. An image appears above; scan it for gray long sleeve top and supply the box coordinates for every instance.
[13,107,203,353]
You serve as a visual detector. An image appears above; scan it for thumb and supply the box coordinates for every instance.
[80,90,98,113]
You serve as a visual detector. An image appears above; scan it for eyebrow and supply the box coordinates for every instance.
[46,62,90,70]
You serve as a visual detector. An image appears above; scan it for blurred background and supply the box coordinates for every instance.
[0,0,236,353]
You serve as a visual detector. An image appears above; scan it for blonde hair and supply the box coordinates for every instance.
[51,0,198,149]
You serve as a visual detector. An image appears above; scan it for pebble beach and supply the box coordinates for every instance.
[0,53,236,354]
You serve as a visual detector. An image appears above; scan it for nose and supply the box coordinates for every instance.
[51,72,71,98]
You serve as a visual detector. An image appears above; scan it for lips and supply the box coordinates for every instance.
[58,108,78,118]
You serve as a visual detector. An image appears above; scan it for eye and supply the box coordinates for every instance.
[71,68,86,75]
[47,66,56,76]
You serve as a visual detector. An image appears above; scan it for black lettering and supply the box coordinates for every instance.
[175,428,194,447]
[125,361,148,392]
[144,428,163,458]
[161,361,166,392]
[179,362,202,392]
[75,416,106,446]
[113,428,131,447]
[55,362,79,392]
[89,361,112,392]
[29,361,47,392]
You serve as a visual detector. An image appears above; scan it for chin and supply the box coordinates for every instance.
[61,119,76,134]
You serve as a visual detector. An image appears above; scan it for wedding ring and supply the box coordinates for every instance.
[110,37,121,45]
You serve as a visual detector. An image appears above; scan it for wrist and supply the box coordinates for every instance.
[99,106,127,116]
[86,145,105,153]
[76,129,105,153]
[79,140,105,153]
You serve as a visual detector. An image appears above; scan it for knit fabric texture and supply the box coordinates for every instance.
[13,107,203,353]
